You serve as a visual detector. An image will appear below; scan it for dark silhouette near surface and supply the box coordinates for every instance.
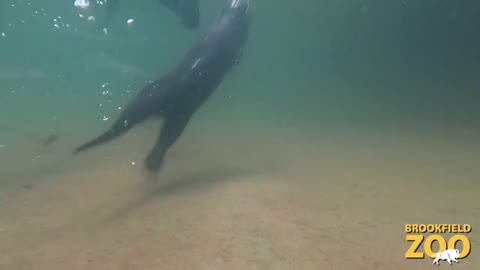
[101,0,201,30]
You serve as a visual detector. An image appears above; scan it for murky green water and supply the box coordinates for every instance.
[0,1,479,269]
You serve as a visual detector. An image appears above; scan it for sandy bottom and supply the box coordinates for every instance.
[0,126,479,270]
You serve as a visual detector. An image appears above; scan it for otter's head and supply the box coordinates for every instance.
[217,0,251,26]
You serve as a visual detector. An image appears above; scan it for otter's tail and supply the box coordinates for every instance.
[73,98,153,154]
[73,117,133,154]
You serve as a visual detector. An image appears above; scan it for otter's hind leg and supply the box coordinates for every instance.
[144,111,194,173]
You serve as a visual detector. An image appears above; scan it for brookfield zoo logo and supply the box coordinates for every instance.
[405,224,472,266]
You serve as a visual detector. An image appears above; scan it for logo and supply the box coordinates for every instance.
[405,224,472,265]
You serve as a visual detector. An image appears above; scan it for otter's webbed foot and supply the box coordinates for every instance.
[142,149,166,180]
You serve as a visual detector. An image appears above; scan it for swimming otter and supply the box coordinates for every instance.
[74,0,252,175]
